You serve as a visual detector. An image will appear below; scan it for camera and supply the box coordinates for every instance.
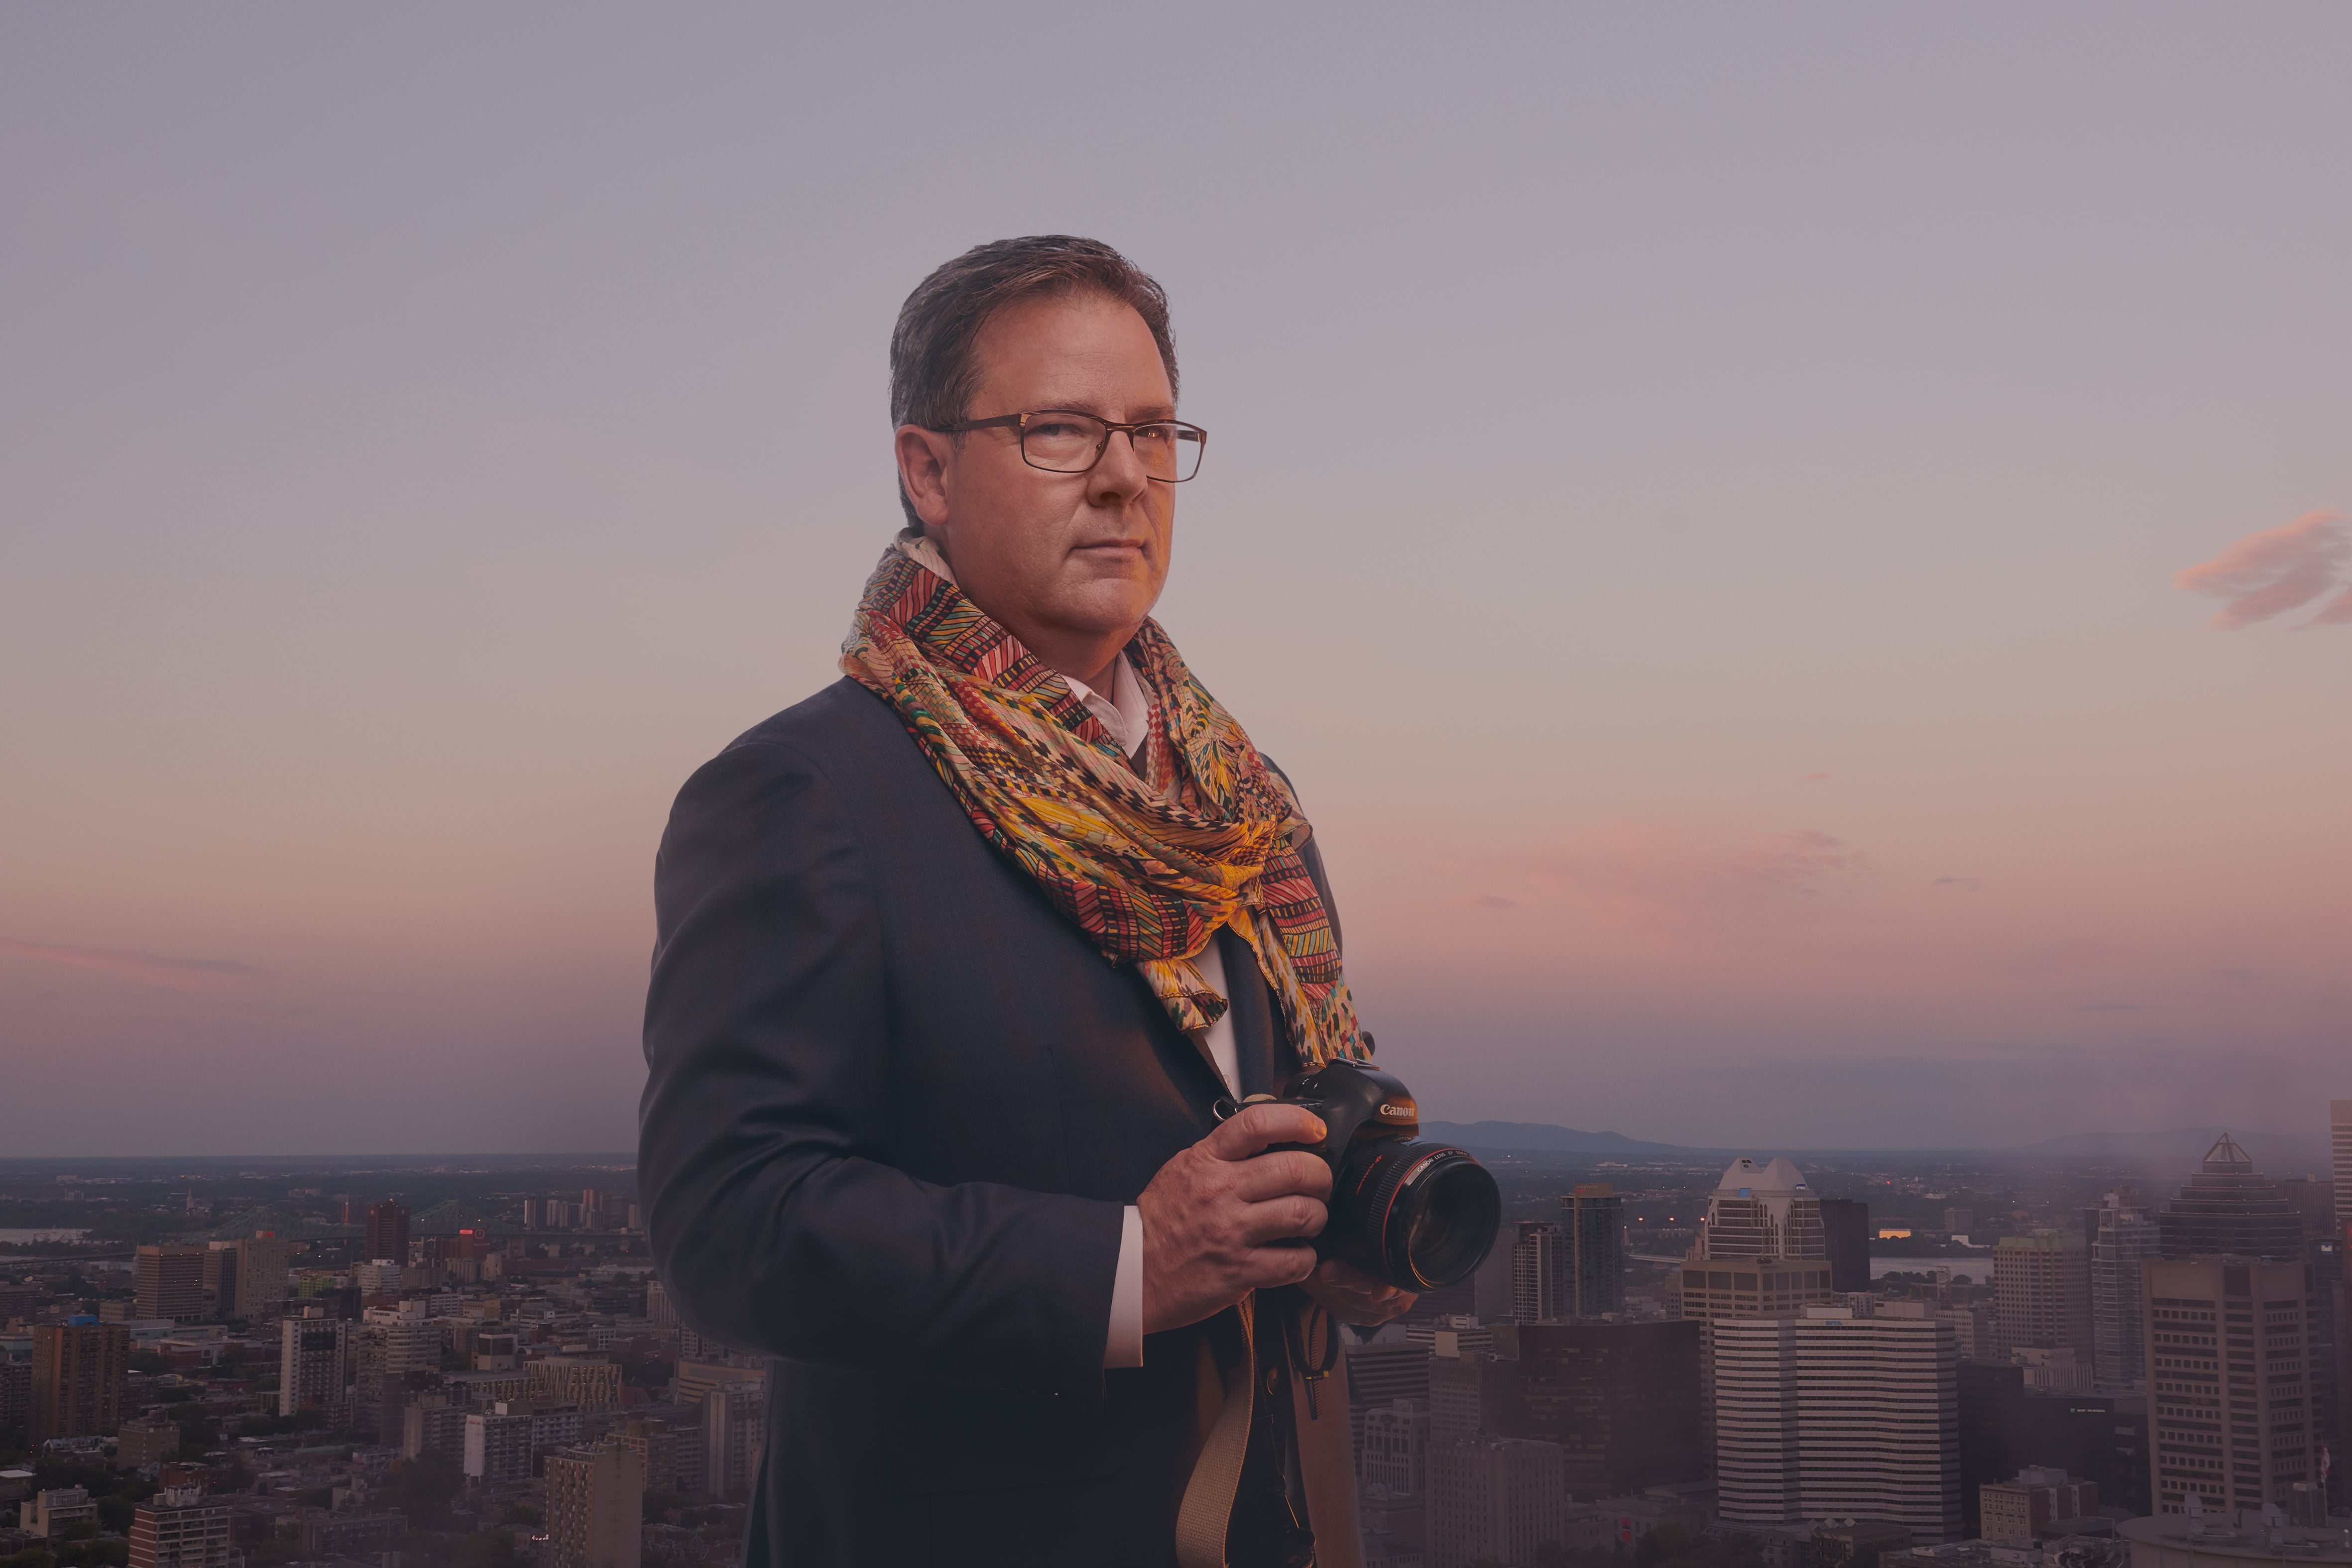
[1248,1060,1502,1292]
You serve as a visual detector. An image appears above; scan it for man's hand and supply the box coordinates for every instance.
[1138,1104,1333,1336]
[1298,1256,1417,1328]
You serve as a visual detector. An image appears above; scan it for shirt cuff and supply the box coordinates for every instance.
[1103,1204,1145,1369]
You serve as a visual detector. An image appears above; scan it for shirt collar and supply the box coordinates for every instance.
[897,529,1150,761]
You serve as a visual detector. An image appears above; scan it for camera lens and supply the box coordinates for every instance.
[1324,1139,1502,1290]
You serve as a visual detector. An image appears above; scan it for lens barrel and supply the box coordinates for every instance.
[1322,1137,1502,1290]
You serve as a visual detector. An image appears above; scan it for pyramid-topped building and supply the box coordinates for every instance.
[2156,1133,2303,1261]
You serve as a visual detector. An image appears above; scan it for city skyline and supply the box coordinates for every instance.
[5,5,2349,1156]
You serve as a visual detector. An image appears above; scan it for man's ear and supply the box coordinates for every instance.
[893,426,954,532]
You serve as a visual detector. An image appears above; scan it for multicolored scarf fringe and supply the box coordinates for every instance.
[840,546,1365,1069]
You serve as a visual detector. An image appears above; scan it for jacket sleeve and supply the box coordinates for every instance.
[636,737,1122,1395]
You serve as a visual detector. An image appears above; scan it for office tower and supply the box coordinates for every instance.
[1702,1157,1829,1257]
[28,1321,128,1444]
[1470,1224,1515,1322]
[1676,1156,1836,1318]
[1486,1320,1703,1495]
[1347,1337,1432,1463]
[2143,1254,2314,1513]
[1946,1209,1978,1236]
[1361,1399,1429,1496]
[522,1196,542,1229]
[363,1202,410,1265]
[1819,1198,1872,1293]
[1512,1222,1568,1323]
[1956,1360,2148,1531]
[127,1488,232,1568]
[199,1244,236,1318]
[1355,1335,1439,1410]
[279,1314,353,1420]
[1979,1467,2098,1544]
[1995,1232,2094,1361]
[234,1234,295,1316]
[1714,1306,1961,1542]
[1427,1435,1564,1568]
[2157,1136,2302,1261]
[2333,1103,2352,1232]
[2087,1191,2162,1389]
[1426,1352,1498,1442]
[133,1246,205,1324]
[700,1379,766,1501]
[544,1437,645,1568]
[1564,1184,1627,1317]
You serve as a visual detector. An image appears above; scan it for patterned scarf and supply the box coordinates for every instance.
[839,544,1366,1069]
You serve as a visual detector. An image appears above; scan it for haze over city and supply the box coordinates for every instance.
[4,4,2349,1156]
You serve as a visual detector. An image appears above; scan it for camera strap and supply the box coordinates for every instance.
[1174,1293,1258,1568]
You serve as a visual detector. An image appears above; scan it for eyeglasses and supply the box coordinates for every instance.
[938,409,1208,483]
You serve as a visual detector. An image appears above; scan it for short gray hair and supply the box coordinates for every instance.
[889,235,1178,531]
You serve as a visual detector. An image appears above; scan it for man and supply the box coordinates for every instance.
[639,236,1411,1568]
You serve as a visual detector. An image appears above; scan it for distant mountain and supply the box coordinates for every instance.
[1416,1121,1711,1158]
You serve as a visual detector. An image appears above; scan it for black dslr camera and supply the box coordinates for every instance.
[1248,1060,1501,1292]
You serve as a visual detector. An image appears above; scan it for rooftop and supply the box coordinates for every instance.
[2118,1514,2352,1562]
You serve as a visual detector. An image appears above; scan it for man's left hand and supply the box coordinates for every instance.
[1297,1256,1416,1327]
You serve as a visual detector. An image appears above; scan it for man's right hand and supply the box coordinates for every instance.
[1136,1103,1334,1336]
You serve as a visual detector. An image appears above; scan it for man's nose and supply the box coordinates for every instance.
[1085,429,1151,505]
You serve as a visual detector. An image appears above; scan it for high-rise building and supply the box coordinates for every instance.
[133,1246,205,1325]
[1955,1360,2148,1531]
[1564,1185,1626,1317]
[1676,1157,1837,1319]
[1425,1351,1497,1443]
[1995,1232,2094,1362]
[2332,1103,2352,1232]
[1470,1225,1515,1323]
[700,1379,766,1502]
[279,1314,352,1420]
[1427,1435,1564,1568]
[1946,1209,1978,1237]
[2157,1136,2303,1261]
[2143,1254,2315,1513]
[234,1235,295,1318]
[1361,1399,1429,1496]
[127,1488,232,1568]
[1819,1198,1873,1293]
[363,1202,410,1266]
[1714,1305,1961,1542]
[1486,1320,1703,1496]
[1512,1222,1567,1323]
[544,1437,644,1568]
[464,1409,535,1484]
[1702,1157,1828,1259]
[2087,1191,2162,1389]
[1347,1336,1432,1464]
[29,1321,128,1444]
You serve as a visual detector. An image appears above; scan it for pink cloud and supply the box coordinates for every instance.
[2174,509,2351,630]
[0,937,260,996]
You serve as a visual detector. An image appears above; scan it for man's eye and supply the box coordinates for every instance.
[1133,425,1175,445]
[1028,418,1091,439]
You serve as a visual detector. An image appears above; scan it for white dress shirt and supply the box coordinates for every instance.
[1063,657,1234,1369]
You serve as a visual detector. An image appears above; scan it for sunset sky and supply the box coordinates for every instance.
[4,5,2348,1156]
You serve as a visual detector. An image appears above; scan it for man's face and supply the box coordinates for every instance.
[901,291,1176,675]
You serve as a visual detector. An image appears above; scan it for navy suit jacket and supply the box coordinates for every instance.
[637,677,1336,1567]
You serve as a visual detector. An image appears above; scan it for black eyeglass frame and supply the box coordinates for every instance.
[935,408,1209,483]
